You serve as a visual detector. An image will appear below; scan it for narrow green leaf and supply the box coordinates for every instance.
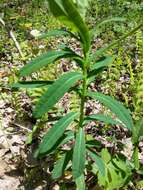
[11,81,53,89]
[38,29,78,40]
[63,0,90,53]
[85,114,121,126]
[86,139,101,148]
[58,45,83,67]
[88,92,133,130]
[87,149,105,176]
[75,174,85,190]
[20,50,77,76]
[34,136,64,158]
[37,112,78,155]
[72,128,86,179]
[92,23,143,58]
[101,148,111,164]
[73,0,89,18]
[90,55,115,70]
[52,151,71,179]
[60,130,74,146]
[88,56,115,78]
[48,0,67,18]
[48,0,90,53]
[33,72,82,118]
[112,156,132,174]
[26,125,39,144]
[38,29,69,39]
[133,146,140,170]
[96,17,126,27]
[91,17,126,38]
[132,119,143,145]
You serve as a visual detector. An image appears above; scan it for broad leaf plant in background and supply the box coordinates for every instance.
[12,0,143,189]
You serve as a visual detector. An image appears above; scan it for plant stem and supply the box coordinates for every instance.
[79,55,88,128]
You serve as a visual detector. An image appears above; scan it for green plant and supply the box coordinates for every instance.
[73,0,89,18]
[134,30,143,119]
[12,0,143,189]
[132,119,143,171]
[92,148,132,190]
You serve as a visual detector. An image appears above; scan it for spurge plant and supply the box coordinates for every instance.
[12,0,143,189]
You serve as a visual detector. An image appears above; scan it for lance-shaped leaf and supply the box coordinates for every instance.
[87,56,115,78]
[48,0,67,18]
[87,149,105,176]
[37,112,78,156]
[38,29,69,39]
[86,139,101,148]
[84,114,121,126]
[91,17,126,38]
[132,119,143,145]
[11,81,53,89]
[38,29,78,40]
[60,130,74,146]
[48,0,90,53]
[63,0,90,53]
[34,72,82,118]
[72,128,86,179]
[75,174,85,190]
[20,50,78,77]
[90,55,115,70]
[133,146,139,169]
[88,92,133,130]
[52,151,72,179]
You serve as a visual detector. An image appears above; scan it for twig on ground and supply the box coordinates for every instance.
[0,17,24,58]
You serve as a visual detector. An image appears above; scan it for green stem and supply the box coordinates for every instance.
[79,55,88,128]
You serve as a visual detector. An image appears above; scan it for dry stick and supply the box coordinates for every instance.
[0,17,24,58]
[13,122,32,132]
